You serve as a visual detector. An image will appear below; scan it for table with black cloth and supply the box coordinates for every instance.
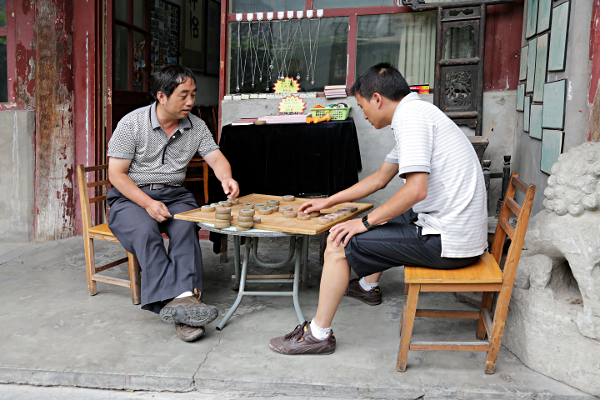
[213,117,362,200]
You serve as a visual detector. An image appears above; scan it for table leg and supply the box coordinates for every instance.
[292,236,305,325]
[217,239,252,330]
[232,235,240,290]
[302,234,309,285]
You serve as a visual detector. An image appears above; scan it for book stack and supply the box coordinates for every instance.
[324,85,347,99]
[409,85,430,94]
[231,117,258,126]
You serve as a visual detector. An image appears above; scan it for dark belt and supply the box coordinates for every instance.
[140,184,177,190]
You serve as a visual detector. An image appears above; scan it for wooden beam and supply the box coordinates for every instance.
[416,310,480,319]
[409,341,489,352]
[92,274,131,287]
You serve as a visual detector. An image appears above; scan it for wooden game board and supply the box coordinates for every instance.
[174,193,373,236]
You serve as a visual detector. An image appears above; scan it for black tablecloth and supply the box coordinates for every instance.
[214,117,362,200]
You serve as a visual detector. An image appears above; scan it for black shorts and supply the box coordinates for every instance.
[344,209,479,278]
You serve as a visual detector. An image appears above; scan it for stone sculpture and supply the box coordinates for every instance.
[503,142,600,396]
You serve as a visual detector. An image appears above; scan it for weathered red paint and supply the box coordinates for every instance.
[73,0,99,235]
[33,0,76,241]
[588,0,600,142]
[218,0,228,141]
[483,0,524,91]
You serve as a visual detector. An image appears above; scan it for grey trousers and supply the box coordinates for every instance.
[107,186,202,314]
[344,209,479,278]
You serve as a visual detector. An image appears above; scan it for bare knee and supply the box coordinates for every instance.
[324,239,347,262]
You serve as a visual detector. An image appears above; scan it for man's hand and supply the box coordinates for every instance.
[298,198,330,214]
[328,218,367,247]
[221,178,240,199]
[144,199,172,222]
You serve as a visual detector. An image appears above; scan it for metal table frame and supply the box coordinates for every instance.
[199,223,309,330]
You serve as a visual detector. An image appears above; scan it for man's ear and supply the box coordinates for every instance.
[372,93,383,109]
[156,91,167,105]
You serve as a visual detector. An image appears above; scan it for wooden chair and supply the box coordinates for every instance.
[184,105,219,203]
[397,173,535,374]
[76,164,141,304]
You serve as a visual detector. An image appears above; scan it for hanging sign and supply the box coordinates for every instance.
[274,77,301,94]
[278,95,306,114]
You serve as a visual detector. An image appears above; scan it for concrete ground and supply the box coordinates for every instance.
[0,237,597,400]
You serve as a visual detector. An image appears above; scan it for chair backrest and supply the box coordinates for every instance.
[77,164,110,233]
[490,172,536,288]
[191,105,219,143]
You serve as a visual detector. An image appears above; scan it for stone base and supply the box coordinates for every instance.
[504,286,600,397]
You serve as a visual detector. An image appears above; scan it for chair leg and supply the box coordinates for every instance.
[203,163,209,204]
[484,291,511,374]
[397,284,420,372]
[399,295,405,337]
[127,252,141,305]
[83,236,97,296]
[476,292,494,340]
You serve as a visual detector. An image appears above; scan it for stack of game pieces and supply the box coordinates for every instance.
[237,208,256,231]
[214,206,232,229]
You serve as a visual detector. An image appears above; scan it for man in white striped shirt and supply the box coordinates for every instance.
[269,62,487,355]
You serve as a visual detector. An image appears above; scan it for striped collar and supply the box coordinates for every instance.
[149,102,193,131]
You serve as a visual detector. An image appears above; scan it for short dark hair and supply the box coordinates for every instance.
[349,62,411,101]
[150,65,196,102]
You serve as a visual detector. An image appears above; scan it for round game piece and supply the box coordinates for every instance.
[253,216,262,223]
[243,203,254,208]
[237,221,254,228]
[220,201,233,207]
[327,214,340,221]
[346,205,358,212]
[236,226,251,231]
[258,207,272,215]
[201,205,216,212]
[282,195,295,202]
[309,211,320,218]
[230,198,239,204]
[268,205,279,212]
[237,216,254,222]
[334,210,349,217]
[254,203,267,209]
[215,206,232,214]
[239,209,255,217]
[283,210,297,218]
[267,199,280,206]
[214,220,231,229]
[297,213,310,220]
[279,206,293,213]
[215,213,232,220]
[210,203,219,207]
[317,217,331,225]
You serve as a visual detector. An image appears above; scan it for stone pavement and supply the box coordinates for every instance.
[0,237,596,400]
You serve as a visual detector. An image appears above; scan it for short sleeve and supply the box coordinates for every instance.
[394,109,434,178]
[196,120,220,157]
[107,119,136,159]
[385,145,399,164]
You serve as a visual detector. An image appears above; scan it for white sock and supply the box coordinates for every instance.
[359,277,379,291]
[310,318,331,340]
[176,291,193,299]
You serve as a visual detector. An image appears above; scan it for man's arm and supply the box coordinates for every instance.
[299,161,400,213]
[202,149,240,199]
[108,157,172,222]
[328,172,428,246]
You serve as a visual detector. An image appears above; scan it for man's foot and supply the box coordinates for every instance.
[160,288,218,327]
[344,278,382,306]
[269,321,336,355]
[176,323,205,342]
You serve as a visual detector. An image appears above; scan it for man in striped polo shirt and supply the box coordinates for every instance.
[107,65,239,342]
[269,62,487,355]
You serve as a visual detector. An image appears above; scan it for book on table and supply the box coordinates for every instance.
[232,117,258,126]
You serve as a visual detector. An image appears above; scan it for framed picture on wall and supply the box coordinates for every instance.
[541,129,564,174]
[524,96,531,132]
[529,104,543,139]
[517,84,525,111]
[533,33,549,103]
[526,38,537,93]
[519,45,528,81]
[548,1,570,72]
[542,79,567,129]
[526,0,540,39]
[537,0,552,34]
